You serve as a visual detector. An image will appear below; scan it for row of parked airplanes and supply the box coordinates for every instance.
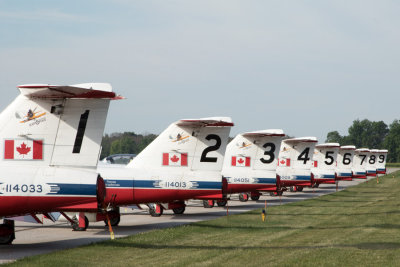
[0,83,388,244]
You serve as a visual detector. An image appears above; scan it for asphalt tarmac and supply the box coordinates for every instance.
[0,169,397,264]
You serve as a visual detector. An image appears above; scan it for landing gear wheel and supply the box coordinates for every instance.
[250,195,260,201]
[72,216,89,231]
[172,207,186,214]
[203,200,215,208]
[313,183,320,188]
[296,186,304,192]
[149,204,164,217]
[104,215,120,226]
[289,186,295,192]
[270,192,276,196]
[0,221,15,245]
[216,200,227,207]
[239,193,249,202]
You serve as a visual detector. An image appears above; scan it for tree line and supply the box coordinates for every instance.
[100,132,157,160]
[326,119,400,163]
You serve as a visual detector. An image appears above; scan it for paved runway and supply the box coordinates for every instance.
[0,170,397,264]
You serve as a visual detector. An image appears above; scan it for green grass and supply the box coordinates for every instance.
[8,173,400,267]
[386,163,400,167]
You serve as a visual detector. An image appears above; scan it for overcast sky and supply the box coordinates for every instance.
[1,1,399,142]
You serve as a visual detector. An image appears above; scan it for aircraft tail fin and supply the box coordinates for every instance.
[127,117,234,172]
[223,129,285,174]
[0,83,120,168]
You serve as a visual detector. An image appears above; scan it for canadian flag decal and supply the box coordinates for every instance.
[162,153,188,166]
[312,160,318,167]
[4,139,43,160]
[231,156,250,167]
[278,158,290,167]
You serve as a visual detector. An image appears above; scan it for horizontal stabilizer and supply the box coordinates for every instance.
[242,129,285,137]
[18,83,121,99]
[177,117,234,127]
[340,145,356,150]
[356,148,370,152]
[284,137,317,143]
[316,143,340,148]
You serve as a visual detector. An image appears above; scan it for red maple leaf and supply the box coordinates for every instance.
[16,142,31,155]
[280,160,285,165]
[238,158,244,164]
[170,155,180,163]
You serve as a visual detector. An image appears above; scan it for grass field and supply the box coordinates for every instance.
[386,163,400,167]
[7,172,400,267]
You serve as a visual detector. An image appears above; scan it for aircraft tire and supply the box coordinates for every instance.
[250,195,260,201]
[296,186,304,192]
[216,200,227,207]
[104,215,121,226]
[72,216,89,231]
[238,193,249,202]
[172,207,186,214]
[0,222,15,245]
[203,200,214,208]
[149,204,163,217]
[289,186,295,192]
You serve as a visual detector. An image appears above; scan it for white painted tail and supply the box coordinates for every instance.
[127,117,233,172]
[0,83,117,168]
[222,129,285,177]
[312,143,340,170]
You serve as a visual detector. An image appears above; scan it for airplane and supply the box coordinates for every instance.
[0,83,119,244]
[366,149,379,177]
[311,143,340,187]
[276,137,318,193]
[352,148,369,179]
[375,149,388,174]
[64,117,233,224]
[336,145,356,181]
[209,129,285,204]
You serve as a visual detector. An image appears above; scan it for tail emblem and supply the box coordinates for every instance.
[169,133,189,144]
[16,107,46,126]
[236,142,252,149]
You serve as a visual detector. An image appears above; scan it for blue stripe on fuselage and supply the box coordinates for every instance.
[46,183,96,196]
[104,179,221,190]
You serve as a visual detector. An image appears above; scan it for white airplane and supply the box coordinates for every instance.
[311,143,340,187]
[375,149,388,174]
[276,137,317,193]
[366,149,381,177]
[66,117,233,223]
[352,148,369,179]
[0,83,119,244]
[336,145,356,181]
[214,129,285,203]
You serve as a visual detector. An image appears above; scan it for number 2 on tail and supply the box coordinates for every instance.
[200,134,221,162]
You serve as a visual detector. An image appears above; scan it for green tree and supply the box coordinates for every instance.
[383,120,400,163]
[325,131,343,143]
